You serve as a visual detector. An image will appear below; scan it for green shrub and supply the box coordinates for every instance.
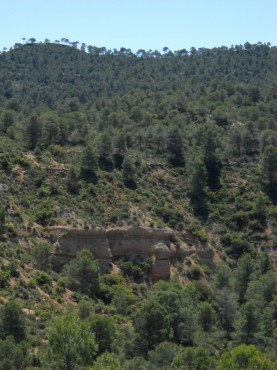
[15,155,30,168]
[155,205,183,228]
[6,223,16,235]
[0,153,13,171]
[32,271,52,286]
[233,210,250,229]
[0,270,11,288]
[226,237,250,258]
[188,264,203,280]
[192,229,208,242]
[37,186,51,197]
[33,202,54,225]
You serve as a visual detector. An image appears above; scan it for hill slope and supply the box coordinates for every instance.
[0,41,276,368]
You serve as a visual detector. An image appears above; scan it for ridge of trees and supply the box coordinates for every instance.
[0,40,275,110]
[0,37,276,368]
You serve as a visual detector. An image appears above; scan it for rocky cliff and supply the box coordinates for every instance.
[47,226,218,281]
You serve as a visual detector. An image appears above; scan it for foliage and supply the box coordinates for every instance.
[90,352,121,370]
[0,336,30,369]
[122,156,136,188]
[0,206,6,233]
[0,300,26,342]
[80,145,98,181]
[87,314,116,355]
[217,344,276,370]
[32,242,52,271]
[0,40,276,367]
[262,145,277,187]
[63,249,100,296]
[44,311,97,369]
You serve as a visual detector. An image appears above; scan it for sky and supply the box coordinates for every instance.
[0,0,276,52]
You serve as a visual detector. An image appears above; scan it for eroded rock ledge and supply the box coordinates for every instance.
[47,226,217,281]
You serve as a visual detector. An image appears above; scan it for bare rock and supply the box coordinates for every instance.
[152,259,171,282]
[154,243,171,260]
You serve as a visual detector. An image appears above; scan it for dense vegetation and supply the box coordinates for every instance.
[0,39,276,368]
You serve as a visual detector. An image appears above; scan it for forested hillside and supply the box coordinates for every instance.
[0,40,276,369]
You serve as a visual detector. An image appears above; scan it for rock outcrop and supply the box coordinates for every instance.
[181,231,217,268]
[49,226,174,277]
[47,226,218,280]
[107,227,173,258]
[152,243,171,282]
[50,227,112,273]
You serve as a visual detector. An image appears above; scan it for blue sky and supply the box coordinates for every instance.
[0,0,276,52]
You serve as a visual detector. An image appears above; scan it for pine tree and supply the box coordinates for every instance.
[262,145,277,187]
[66,166,80,194]
[80,146,98,181]
[0,301,26,342]
[122,156,136,188]
[167,127,184,166]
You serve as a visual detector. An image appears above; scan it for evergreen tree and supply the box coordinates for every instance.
[255,306,275,348]
[113,131,126,168]
[133,298,170,352]
[41,113,61,147]
[32,242,52,271]
[98,131,112,159]
[215,288,238,338]
[198,302,215,332]
[0,206,5,233]
[171,347,213,370]
[153,124,166,154]
[217,344,274,370]
[213,263,233,290]
[0,336,30,369]
[122,156,136,188]
[90,352,121,370]
[80,145,98,181]
[0,109,15,133]
[64,249,100,296]
[234,301,259,345]
[167,126,184,166]
[45,312,97,370]
[25,114,42,150]
[235,254,255,303]
[0,301,26,342]
[66,166,80,194]
[262,145,277,187]
[253,193,267,222]
[87,315,115,355]
[189,159,208,215]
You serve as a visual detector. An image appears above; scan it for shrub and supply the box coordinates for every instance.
[188,264,203,280]
[33,202,54,226]
[233,210,250,229]
[192,229,208,242]
[32,243,52,271]
[6,223,16,235]
[155,205,183,228]
[0,270,10,288]
[32,271,52,286]
[226,237,250,258]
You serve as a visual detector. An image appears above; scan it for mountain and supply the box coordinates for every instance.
[0,41,276,108]
[0,41,276,368]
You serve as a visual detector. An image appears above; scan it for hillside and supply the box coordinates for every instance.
[0,41,276,108]
[0,41,277,368]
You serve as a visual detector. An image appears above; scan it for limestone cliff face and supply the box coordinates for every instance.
[51,228,111,259]
[47,226,218,280]
[152,243,171,282]
[107,227,173,257]
[49,226,174,277]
